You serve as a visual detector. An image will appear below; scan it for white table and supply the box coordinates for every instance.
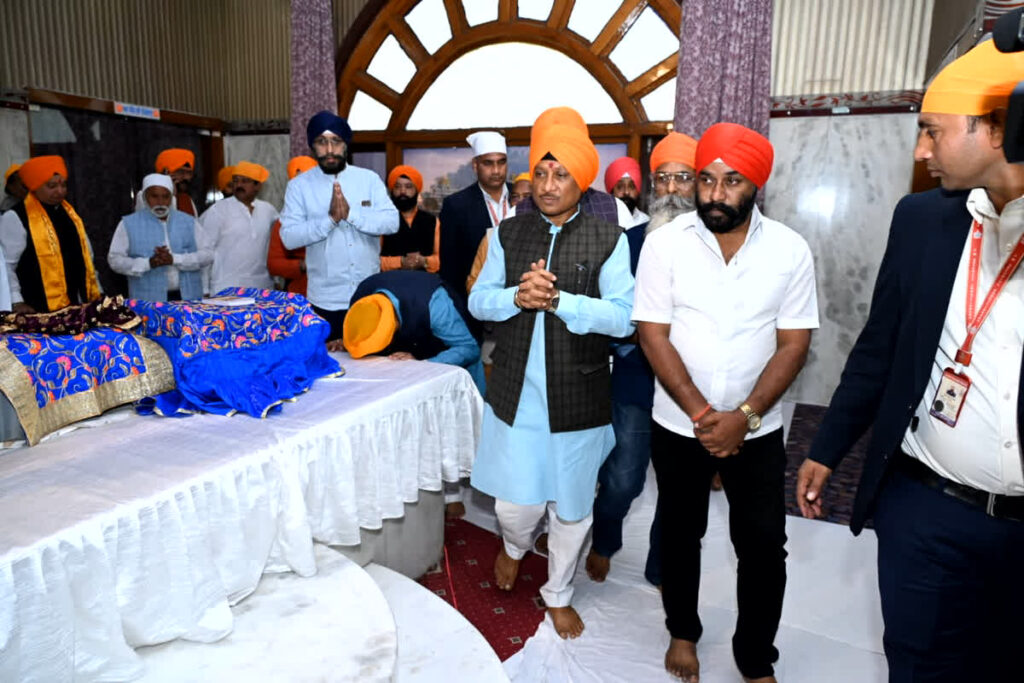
[0,354,482,682]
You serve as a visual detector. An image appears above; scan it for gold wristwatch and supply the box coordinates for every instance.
[739,403,761,432]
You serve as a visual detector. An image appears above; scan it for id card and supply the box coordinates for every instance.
[929,368,971,427]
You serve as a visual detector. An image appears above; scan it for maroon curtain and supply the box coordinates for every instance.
[290,0,338,157]
[673,0,773,141]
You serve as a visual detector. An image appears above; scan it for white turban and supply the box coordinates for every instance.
[467,131,506,157]
[136,173,176,211]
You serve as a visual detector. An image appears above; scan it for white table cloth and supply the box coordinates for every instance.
[0,354,482,682]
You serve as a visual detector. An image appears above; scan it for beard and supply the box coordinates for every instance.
[392,193,418,212]
[695,190,757,234]
[317,153,346,175]
[645,191,695,233]
[618,195,638,214]
[174,179,190,193]
[148,204,171,219]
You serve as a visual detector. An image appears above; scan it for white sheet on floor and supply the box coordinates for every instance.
[0,354,482,682]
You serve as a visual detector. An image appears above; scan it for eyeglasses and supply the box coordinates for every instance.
[313,136,346,149]
[653,171,695,186]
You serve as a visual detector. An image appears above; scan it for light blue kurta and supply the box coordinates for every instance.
[468,214,635,521]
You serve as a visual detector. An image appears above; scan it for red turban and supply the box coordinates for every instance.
[233,161,269,183]
[604,157,642,193]
[155,148,194,173]
[287,156,317,180]
[20,156,68,191]
[649,132,698,172]
[694,123,774,188]
[530,124,599,191]
[387,165,423,192]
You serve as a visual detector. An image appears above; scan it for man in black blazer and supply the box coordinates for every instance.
[796,40,1024,681]
[439,131,509,298]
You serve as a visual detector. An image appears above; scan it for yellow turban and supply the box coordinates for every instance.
[4,163,21,183]
[155,148,194,173]
[529,123,600,191]
[287,156,317,180]
[233,161,269,183]
[513,172,532,183]
[922,39,1024,116]
[20,156,68,191]
[343,293,398,359]
[216,166,235,192]
[387,165,423,192]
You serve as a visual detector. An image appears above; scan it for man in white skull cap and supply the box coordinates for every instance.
[108,173,212,301]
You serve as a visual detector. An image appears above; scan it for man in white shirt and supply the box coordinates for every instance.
[201,161,277,294]
[634,123,818,683]
[604,156,649,227]
[280,111,399,348]
[797,39,1024,682]
[108,173,211,301]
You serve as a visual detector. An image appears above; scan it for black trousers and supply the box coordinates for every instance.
[651,422,787,679]
[311,304,347,342]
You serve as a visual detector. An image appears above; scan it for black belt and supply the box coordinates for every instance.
[895,451,1024,522]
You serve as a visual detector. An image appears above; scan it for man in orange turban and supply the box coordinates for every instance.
[267,157,317,295]
[635,119,818,682]
[2,163,27,214]
[646,132,699,233]
[798,37,1024,682]
[467,116,635,641]
[155,148,198,216]
[381,164,439,274]
[0,155,101,312]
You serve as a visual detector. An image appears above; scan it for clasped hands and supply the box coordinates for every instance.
[401,252,426,270]
[149,246,173,269]
[693,408,748,458]
[515,258,558,311]
[329,181,350,223]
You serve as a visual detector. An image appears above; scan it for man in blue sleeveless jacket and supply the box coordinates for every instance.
[108,173,211,301]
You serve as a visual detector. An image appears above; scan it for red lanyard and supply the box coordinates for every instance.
[956,220,1024,367]
[485,195,507,227]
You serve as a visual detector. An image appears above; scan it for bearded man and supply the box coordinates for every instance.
[381,164,439,273]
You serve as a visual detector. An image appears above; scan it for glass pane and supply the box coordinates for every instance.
[348,91,392,131]
[407,42,621,129]
[594,143,629,192]
[566,0,619,41]
[517,0,554,21]
[367,35,417,94]
[406,0,452,54]
[350,151,387,182]
[608,7,679,82]
[640,79,677,122]
[403,147,476,214]
[462,0,497,26]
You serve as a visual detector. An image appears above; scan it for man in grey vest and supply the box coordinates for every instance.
[108,173,212,301]
[468,116,634,640]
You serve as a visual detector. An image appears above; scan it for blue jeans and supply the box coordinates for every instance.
[591,401,661,585]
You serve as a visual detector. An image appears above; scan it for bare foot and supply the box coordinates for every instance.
[742,677,776,683]
[711,472,723,491]
[665,638,699,681]
[445,501,465,520]
[585,549,610,582]
[548,605,584,639]
[533,532,548,555]
[494,547,520,591]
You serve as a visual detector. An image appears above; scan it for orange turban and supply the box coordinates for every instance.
[20,156,68,191]
[922,38,1024,116]
[287,156,317,180]
[513,172,532,183]
[604,157,642,193]
[387,165,423,192]
[4,163,21,183]
[650,132,698,172]
[216,166,235,192]
[530,123,600,191]
[233,161,269,183]
[694,123,774,188]
[530,106,588,147]
[155,148,194,173]
[343,293,399,359]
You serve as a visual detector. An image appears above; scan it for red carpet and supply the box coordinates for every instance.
[418,518,548,661]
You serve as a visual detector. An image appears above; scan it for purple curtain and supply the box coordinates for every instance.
[290,0,338,157]
[673,0,773,140]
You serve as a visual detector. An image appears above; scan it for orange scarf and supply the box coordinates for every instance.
[23,193,100,311]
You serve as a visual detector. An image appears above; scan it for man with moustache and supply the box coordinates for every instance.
[280,111,398,347]
[509,172,532,207]
[585,131,699,587]
[201,161,276,293]
[796,40,1024,681]
[605,156,648,227]
[108,173,211,301]
[0,155,101,313]
[469,120,634,640]
[155,148,199,216]
[381,164,439,273]
[634,123,818,683]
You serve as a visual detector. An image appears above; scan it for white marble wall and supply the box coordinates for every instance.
[765,113,920,406]
[223,133,290,210]
[0,107,31,178]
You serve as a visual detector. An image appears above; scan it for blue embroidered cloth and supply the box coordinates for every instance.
[128,288,341,417]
